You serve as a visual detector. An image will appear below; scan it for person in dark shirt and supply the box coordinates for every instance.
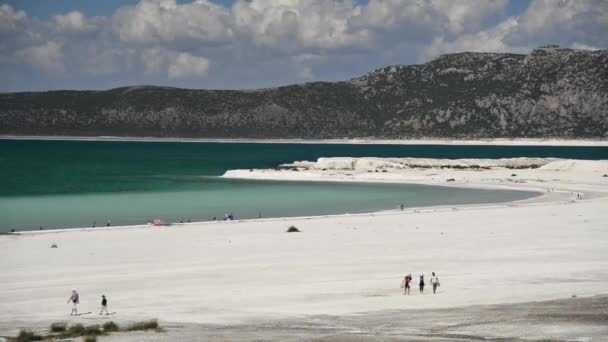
[99,295,109,315]
[419,274,425,293]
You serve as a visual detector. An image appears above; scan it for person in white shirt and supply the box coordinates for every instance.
[430,272,440,294]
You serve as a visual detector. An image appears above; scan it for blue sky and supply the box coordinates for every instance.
[0,0,604,92]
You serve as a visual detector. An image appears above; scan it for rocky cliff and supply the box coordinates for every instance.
[1,47,607,139]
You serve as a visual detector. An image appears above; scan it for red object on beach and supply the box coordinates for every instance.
[153,218,166,226]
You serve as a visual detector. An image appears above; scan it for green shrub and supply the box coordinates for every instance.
[125,320,159,331]
[15,329,43,342]
[84,324,103,336]
[67,323,86,336]
[50,322,67,332]
[102,321,120,332]
[84,336,97,342]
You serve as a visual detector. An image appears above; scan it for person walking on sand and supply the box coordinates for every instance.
[431,272,440,294]
[67,290,79,316]
[401,274,412,295]
[99,295,109,315]
[419,274,425,293]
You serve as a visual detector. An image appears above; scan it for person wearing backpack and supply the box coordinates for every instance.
[67,290,79,316]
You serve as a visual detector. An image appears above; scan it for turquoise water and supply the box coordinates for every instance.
[2,139,605,231]
[1,178,534,231]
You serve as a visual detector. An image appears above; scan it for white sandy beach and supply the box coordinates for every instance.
[2,134,608,146]
[1,157,608,340]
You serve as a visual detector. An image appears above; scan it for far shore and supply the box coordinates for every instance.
[2,134,608,146]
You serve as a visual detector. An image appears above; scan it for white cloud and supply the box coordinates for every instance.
[54,11,95,32]
[232,0,369,50]
[0,4,26,33]
[17,41,65,73]
[141,47,169,74]
[0,0,606,91]
[168,52,210,78]
[430,0,510,35]
[112,0,233,45]
[571,43,602,51]
[504,0,608,47]
[421,17,523,60]
[420,0,608,60]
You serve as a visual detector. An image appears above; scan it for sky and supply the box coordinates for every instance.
[0,0,606,92]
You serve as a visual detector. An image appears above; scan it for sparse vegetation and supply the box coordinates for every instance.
[11,320,162,341]
[102,321,120,332]
[49,322,67,332]
[67,323,87,336]
[124,320,160,331]
[14,330,43,342]
[83,324,103,336]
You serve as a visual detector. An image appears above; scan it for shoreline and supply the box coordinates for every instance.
[2,134,608,146]
[6,174,547,234]
[10,187,545,235]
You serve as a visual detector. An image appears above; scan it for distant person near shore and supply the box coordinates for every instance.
[419,274,425,293]
[431,272,440,294]
[99,295,109,315]
[67,290,79,315]
[401,274,412,295]
[106,220,111,227]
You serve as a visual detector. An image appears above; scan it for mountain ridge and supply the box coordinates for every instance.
[1,47,607,139]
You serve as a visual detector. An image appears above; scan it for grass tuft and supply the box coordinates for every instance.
[83,324,103,336]
[124,320,159,331]
[15,329,43,342]
[67,323,86,336]
[102,321,120,332]
[49,322,67,332]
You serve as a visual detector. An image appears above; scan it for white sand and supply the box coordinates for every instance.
[1,158,608,333]
[2,134,608,146]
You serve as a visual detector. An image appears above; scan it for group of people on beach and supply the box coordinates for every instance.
[91,220,112,228]
[401,272,440,295]
[67,290,110,316]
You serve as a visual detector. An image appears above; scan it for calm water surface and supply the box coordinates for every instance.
[2,140,605,231]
